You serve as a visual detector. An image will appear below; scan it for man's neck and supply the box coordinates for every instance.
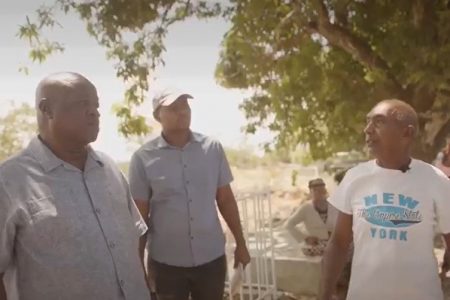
[161,129,191,148]
[39,135,88,170]
[313,199,328,212]
[376,154,411,172]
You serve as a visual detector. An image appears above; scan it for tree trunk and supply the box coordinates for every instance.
[412,140,438,163]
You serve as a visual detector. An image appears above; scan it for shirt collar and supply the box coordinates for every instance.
[154,131,205,149]
[27,136,104,173]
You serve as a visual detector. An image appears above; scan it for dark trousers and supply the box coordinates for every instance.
[151,255,227,300]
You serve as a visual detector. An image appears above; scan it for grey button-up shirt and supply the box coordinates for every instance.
[0,137,150,300]
[129,132,233,267]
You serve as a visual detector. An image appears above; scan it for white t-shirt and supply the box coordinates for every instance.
[329,159,450,300]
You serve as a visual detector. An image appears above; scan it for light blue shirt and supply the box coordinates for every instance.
[0,137,150,300]
[129,132,233,267]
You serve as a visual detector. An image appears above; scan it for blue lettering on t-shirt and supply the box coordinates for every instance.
[369,227,408,241]
[383,193,394,204]
[364,194,378,206]
[398,194,419,210]
[361,192,420,243]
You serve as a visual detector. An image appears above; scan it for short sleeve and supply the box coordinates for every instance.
[328,169,355,215]
[120,172,148,237]
[217,142,233,188]
[129,152,151,202]
[0,178,16,273]
[128,196,148,237]
[433,171,450,234]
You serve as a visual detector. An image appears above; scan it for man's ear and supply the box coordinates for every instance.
[38,98,54,119]
[153,109,161,122]
[405,125,416,138]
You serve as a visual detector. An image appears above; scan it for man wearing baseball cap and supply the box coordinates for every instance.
[129,89,250,300]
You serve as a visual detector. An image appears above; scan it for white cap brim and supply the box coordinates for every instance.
[159,93,193,107]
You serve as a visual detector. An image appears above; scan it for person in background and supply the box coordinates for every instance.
[284,178,337,256]
[434,136,450,178]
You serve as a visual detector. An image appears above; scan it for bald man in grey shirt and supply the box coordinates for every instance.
[0,72,151,300]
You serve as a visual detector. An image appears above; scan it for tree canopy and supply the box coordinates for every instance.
[0,103,36,161]
[19,0,450,161]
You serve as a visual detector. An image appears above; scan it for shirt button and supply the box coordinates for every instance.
[109,242,116,249]
[190,217,194,221]
[190,236,194,240]
[119,280,125,287]
[186,180,190,184]
[95,208,101,214]
[184,164,187,168]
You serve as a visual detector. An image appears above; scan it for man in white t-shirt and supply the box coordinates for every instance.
[319,99,450,300]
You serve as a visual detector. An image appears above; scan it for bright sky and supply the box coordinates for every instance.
[0,1,273,161]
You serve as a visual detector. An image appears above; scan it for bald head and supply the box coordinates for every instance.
[35,72,94,109]
[376,99,418,133]
[365,99,418,162]
[35,72,100,145]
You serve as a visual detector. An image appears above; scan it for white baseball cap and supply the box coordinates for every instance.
[152,88,193,116]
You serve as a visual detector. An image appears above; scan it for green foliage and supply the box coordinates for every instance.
[19,0,231,138]
[291,169,298,187]
[224,146,262,169]
[19,0,450,161]
[0,103,37,162]
[216,0,450,161]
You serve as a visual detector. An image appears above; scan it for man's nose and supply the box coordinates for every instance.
[364,121,374,135]
[87,106,100,118]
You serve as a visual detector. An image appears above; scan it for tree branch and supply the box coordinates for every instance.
[298,0,406,98]
[412,0,428,28]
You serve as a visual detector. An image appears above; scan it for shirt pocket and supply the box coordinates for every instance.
[150,174,183,201]
[23,185,86,266]
[105,180,139,236]
[26,195,57,218]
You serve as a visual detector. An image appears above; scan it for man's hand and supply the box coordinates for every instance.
[216,184,251,269]
[234,243,251,268]
[305,236,319,246]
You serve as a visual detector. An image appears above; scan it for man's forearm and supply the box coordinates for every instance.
[285,222,306,243]
[138,235,151,292]
[0,274,6,300]
[319,239,349,300]
[218,199,245,245]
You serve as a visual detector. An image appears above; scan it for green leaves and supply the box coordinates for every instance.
[18,12,65,64]
[19,0,230,138]
[17,0,450,161]
[0,103,37,162]
[216,0,450,161]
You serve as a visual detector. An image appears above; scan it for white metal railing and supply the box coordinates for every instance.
[225,190,278,300]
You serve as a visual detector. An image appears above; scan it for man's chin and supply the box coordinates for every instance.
[85,132,99,145]
[175,126,190,132]
[89,134,99,144]
[365,144,378,157]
